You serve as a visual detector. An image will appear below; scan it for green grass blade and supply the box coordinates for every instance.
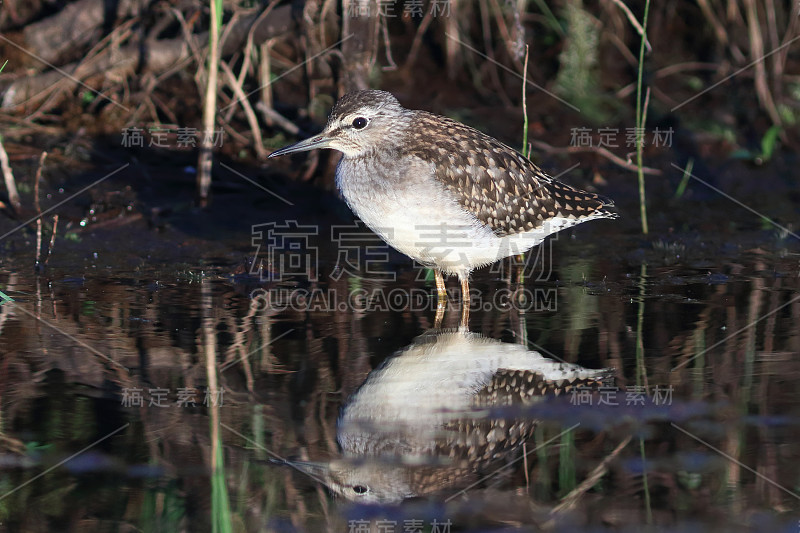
[760,125,781,162]
[635,0,652,235]
[674,158,694,199]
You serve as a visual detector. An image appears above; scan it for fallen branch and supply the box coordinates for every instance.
[21,0,145,65]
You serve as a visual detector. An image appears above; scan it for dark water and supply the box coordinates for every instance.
[0,158,799,532]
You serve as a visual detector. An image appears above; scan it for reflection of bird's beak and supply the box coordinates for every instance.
[268,134,332,158]
[269,458,330,479]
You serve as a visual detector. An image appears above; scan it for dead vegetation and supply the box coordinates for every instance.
[0,0,797,199]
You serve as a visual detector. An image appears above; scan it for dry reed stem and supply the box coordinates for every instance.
[479,0,513,107]
[609,0,652,52]
[444,1,461,80]
[33,151,47,269]
[380,14,398,71]
[220,61,268,159]
[197,0,222,201]
[697,0,730,47]
[238,0,278,126]
[44,214,58,268]
[258,40,275,127]
[551,435,633,514]
[405,7,435,68]
[774,1,800,82]
[23,19,136,119]
[0,138,20,213]
[488,0,525,71]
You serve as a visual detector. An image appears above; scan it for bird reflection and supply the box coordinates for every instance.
[279,328,613,504]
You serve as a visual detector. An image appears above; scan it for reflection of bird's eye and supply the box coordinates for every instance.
[352,485,368,495]
[352,117,368,130]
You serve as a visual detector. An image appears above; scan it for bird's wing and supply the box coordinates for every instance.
[404,112,615,237]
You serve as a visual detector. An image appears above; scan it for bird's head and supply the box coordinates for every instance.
[274,457,415,504]
[268,90,412,159]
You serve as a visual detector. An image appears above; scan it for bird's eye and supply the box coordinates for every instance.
[352,117,368,129]
[352,485,369,495]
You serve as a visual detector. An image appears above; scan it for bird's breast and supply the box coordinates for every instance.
[333,156,547,275]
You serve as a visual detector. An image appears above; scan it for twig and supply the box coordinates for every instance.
[605,31,639,67]
[530,140,662,175]
[219,61,268,159]
[444,6,461,80]
[21,19,136,119]
[551,435,632,514]
[653,61,721,78]
[610,0,652,52]
[774,0,800,83]
[33,151,47,271]
[695,0,730,48]
[220,119,252,146]
[488,0,526,72]
[380,14,397,71]
[255,102,299,135]
[744,0,781,126]
[223,3,279,124]
[616,62,720,99]
[44,215,59,268]
[405,7,435,68]
[171,8,205,68]
[149,93,180,124]
[479,0,513,107]
[258,39,275,127]
[319,0,337,45]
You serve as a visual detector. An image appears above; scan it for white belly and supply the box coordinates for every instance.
[335,157,577,278]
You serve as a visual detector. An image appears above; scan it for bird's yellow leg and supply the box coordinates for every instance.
[434,269,447,303]
[433,269,447,329]
[434,305,445,329]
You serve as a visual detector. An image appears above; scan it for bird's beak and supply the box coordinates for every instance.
[268,134,332,158]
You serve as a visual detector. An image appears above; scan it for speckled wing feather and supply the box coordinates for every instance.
[475,367,616,406]
[437,369,615,464]
[404,112,616,237]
